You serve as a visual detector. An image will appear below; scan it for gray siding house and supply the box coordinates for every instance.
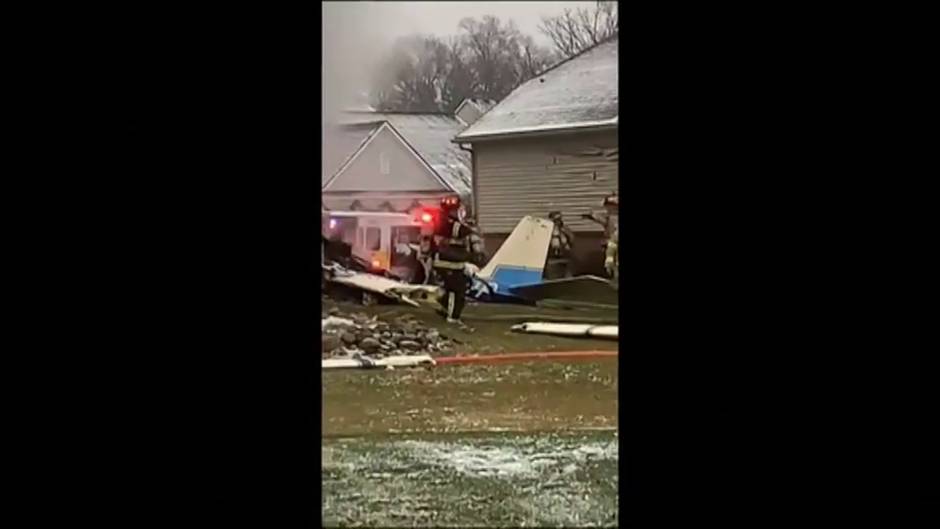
[322,111,472,213]
[454,36,619,275]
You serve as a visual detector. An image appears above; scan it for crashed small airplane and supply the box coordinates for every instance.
[469,216,618,308]
[322,214,618,309]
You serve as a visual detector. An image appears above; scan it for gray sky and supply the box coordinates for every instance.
[323,1,596,46]
[322,1,595,120]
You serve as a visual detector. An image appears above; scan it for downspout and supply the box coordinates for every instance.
[458,143,478,218]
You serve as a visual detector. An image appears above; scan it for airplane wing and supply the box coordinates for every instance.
[508,275,619,307]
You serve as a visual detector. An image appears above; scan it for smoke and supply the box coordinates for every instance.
[322,2,411,125]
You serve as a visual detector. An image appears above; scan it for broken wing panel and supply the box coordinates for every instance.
[326,268,442,305]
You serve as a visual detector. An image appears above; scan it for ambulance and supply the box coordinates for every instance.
[321,206,443,281]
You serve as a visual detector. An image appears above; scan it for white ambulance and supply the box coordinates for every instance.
[322,209,438,281]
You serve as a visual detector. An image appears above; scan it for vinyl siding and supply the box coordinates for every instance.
[324,127,448,193]
[473,130,618,234]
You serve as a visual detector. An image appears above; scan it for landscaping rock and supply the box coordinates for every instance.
[321,306,457,359]
[359,337,381,353]
[322,334,343,354]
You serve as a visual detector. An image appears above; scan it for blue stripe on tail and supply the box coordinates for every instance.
[489,266,543,294]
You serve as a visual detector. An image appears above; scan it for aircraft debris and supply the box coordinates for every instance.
[511,322,618,340]
[322,354,436,370]
[323,261,442,306]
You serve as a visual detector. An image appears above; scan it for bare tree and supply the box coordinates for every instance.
[458,16,554,102]
[368,16,555,113]
[440,36,477,112]
[519,34,556,81]
[371,35,451,112]
[538,1,618,59]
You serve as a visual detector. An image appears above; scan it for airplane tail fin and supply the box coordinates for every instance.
[478,216,554,293]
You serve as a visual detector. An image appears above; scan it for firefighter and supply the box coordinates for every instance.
[581,192,619,279]
[605,224,619,281]
[580,194,617,234]
[547,211,575,278]
[433,196,474,324]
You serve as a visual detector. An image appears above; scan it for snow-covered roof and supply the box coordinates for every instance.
[338,111,472,196]
[322,122,382,186]
[470,98,496,113]
[455,97,496,117]
[455,36,618,142]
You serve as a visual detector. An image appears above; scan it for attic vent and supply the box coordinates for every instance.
[380,152,390,175]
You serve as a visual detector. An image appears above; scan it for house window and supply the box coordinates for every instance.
[380,152,390,175]
[366,227,381,251]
